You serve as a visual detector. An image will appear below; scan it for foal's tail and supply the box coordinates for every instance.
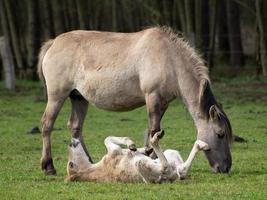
[37,39,54,89]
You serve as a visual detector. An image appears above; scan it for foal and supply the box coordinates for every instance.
[66,130,208,183]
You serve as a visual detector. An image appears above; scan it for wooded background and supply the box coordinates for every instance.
[0,0,267,89]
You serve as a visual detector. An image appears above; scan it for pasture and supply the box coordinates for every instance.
[0,76,266,200]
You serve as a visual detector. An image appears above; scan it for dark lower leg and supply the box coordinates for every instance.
[69,97,93,163]
[144,93,168,156]
[41,98,65,175]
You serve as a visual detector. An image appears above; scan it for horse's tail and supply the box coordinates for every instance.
[37,39,54,91]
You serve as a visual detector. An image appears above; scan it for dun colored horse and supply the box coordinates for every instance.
[38,27,232,175]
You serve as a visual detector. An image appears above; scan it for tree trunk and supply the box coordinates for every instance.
[195,0,209,60]
[27,0,40,79]
[184,0,195,44]
[217,0,229,58]
[0,37,15,90]
[255,0,267,75]
[52,0,66,35]
[176,0,186,33]
[3,0,25,76]
[40,0,55,40]
[172,0,181,30]
[67,0,79,30]
[208,0,217,69]
[226,0,244,71]
[112,0,117,31]
[76,0,90,30]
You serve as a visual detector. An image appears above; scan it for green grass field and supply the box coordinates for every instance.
[0,77,266,200]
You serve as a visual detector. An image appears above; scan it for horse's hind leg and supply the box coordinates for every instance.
[41,96,65,175]
[68,91,93,163]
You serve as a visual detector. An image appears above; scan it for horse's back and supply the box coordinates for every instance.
[42,28,177,110]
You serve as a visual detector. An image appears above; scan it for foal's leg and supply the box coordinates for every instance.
[68,94,93,162]
[104,136,136,153]
[41,96,65,175]
[177,140,209,179]
[137,131,173,183]
[145,92,168,154]
[150,131,170,172]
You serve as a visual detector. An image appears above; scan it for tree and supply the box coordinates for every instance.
[40,0,55,40]
[226,0,244,72]
[255,0,267,75]
[184,0,195,43]
[52,0,66,35]
[208,0,218,69]
[3,0,25,77]
[27,0,40,79]
[217,0,230,58]
[195,0,209,60]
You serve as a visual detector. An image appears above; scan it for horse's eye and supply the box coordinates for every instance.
[217,132,225,139]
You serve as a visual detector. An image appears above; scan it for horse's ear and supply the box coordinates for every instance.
[199,79,210,116]
[209,105,218,121]
[199,79,208,105]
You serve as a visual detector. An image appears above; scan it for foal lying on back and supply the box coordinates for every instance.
[66,131,208,183]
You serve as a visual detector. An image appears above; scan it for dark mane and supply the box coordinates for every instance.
[200,80,233,142]
[160,26,210,82]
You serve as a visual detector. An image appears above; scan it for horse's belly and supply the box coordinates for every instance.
[90,91,145,111]
[76,71,145,111]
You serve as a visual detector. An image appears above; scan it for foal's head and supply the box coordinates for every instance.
[197,80,232,173]
[66,138,91,181]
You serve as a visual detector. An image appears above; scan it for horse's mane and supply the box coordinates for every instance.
[199,81,233,142]
[159,26,210,83]
[158,26,232,142]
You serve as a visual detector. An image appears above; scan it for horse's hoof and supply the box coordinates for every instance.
[44,168,57,176]
[129,144,137,151]
[41,158,56,175]
[70,138,80,148]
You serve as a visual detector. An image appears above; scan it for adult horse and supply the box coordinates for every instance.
[38,27,232,175]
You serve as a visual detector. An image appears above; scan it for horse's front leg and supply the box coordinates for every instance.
[68,95,93,163]
[145,92,168,155]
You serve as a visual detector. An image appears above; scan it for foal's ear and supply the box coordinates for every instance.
[209,105,218,121]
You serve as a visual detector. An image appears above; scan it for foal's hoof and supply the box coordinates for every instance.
[70,138,80,148]
[156,130,165,139]
[196,140,209,151]
[145,147,154,156]
[129,144,137,151]
[151,130,165,144]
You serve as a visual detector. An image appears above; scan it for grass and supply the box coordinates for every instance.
[0,76,267,200]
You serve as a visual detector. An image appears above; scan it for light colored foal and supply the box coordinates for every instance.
[66,131,209,183]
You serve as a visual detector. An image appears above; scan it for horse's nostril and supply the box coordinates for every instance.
[223,166,231,173]
[69,162,74,168]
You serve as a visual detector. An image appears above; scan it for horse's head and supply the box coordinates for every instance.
[197,80,232,173]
